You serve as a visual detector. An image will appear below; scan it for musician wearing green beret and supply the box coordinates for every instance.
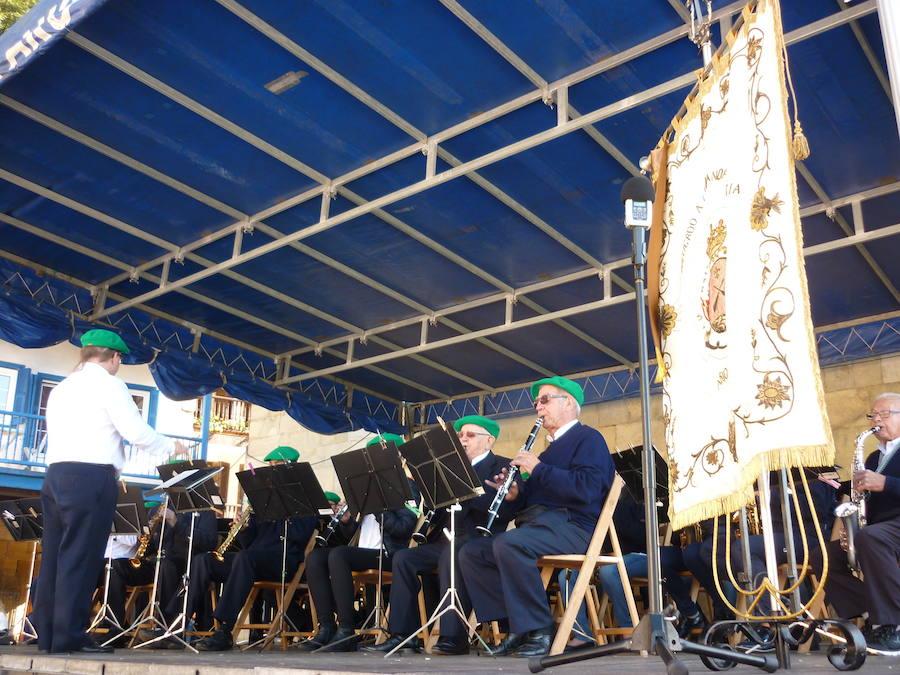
[363,415,514,655]
[459,376,615,657]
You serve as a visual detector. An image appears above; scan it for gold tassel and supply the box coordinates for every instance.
[792,120,810,160]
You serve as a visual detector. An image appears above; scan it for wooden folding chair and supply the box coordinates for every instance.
[537,473,640,655]
[230,531,317,649]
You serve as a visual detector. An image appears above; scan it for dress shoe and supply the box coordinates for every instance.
[512,629,552,658]
[318,627,359,652]
[72,640,114,654]
[431,635,469,655]
[488,632,526,656]
[869,625,900,654]
[360,634,421,653]
[678,611,708,639]
[295,624,337,651]
[195,627,233,651]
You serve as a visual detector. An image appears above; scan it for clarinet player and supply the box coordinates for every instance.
[458,376,615,657]
[814,393,900,654]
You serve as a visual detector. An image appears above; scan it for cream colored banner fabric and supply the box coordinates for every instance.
[659,0,834,529]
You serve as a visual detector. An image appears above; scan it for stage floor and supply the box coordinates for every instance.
[0,644,895,674]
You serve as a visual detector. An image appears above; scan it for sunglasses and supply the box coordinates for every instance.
[533,394,568,408]
[457,430,490,439]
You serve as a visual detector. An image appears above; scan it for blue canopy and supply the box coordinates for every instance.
[0,0,897,432]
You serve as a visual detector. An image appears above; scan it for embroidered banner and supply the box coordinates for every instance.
[655,0,834,529]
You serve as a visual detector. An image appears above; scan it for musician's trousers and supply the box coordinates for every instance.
[811,518,900,625]
[107,557,185,626]
[180,550,300,628]
[387,540,472,638]
[682,537,737,619]
[305,546,389,629]
[458,508,590,634]
[34,462,117,653]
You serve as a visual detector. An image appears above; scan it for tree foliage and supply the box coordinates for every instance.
[1,0,40,35]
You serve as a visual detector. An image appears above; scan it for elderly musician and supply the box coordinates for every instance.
[298,434,419,653]
[362,416,514,655]
[458,376,615,657]
[815,393,900,653]
[191,446,318,651]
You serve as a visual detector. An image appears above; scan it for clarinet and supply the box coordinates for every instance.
[412,509,435,544]
[476,416,544,537]
[316,503,349,546]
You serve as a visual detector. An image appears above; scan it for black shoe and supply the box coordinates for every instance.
[512,629,552,658]
[195,628,233,651]
[360,634,421,653]
[869,625,900,654]
[72,639,114,654]
[295,624,337,651]
[678,612,708,639]
[431,635,469,655]
[488,632,526,656]
[319,627,359,652]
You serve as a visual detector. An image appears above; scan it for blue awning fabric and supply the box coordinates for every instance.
[0,258,403,435]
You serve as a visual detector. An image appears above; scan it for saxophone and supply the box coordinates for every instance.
[129,509,165,568]
[213,506,252,562]
[834,425,881,577]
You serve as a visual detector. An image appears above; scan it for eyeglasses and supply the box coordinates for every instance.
[865,410,899,421]
[457,430,490,439]
[533,394,568,408]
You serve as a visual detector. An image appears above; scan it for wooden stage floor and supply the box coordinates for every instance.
[1,644,896,675]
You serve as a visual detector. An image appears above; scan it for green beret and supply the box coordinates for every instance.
[80,328,130,354]
[366,433,405,448]
[144,501,160,509]
[453,415,500,439]
[324,491,341,503]
[531,376,585,406]
[264,446,300,462]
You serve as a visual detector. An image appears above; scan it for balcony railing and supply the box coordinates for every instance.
[0,409,203,482]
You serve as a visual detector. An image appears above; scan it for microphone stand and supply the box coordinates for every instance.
[529,176,776,675]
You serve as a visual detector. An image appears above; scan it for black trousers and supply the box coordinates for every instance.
[178,550,300,628]
[458,508,590,635]
[34,462,117,653]
[387,540,471,639]
[305,546,389,629]
[811,517,900,625]
[107,557,185,626]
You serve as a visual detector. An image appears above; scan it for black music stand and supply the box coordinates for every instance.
[0,499,42,642]
[136,466,224,651]
[387,419,491,656]
[89,484,147,635]
[327,442,413,648]
[235,462,330,650]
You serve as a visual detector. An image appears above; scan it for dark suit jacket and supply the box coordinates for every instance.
[866,445,900,524]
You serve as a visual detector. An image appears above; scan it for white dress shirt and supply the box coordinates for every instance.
[104,534,139,559]
[357,513,382,550]
[45,362,174,473]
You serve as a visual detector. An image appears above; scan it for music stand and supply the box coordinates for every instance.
[387,419,492,656]
[157,460,225,513]
[235,462,330,650]
[326,441,413,649]
[88,485,147,635]
[137,466,223,652]
[0,499,42,642]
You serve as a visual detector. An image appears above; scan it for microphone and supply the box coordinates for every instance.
[621,175,654,230]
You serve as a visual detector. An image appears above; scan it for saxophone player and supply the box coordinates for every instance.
[189,447,318,651]
[458,376,615,657]
[814,393,900,654]
[361,416,513,656]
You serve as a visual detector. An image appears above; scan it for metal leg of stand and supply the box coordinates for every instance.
[87,557,124,634]
[246,519,294,651]
[386,505,493,657]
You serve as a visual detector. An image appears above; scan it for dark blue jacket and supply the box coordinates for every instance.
[522,422,615,532]
[337,479,420,556]
[239,513,318,559]
[866,447,900,525]
[168,510,217,561]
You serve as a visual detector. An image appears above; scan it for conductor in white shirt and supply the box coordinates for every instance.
[34,329,185,654]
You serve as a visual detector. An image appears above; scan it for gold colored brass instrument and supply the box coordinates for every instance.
[730,502,760,538]
[213,506,252,562]
[476,416,544,537]
[129,509,165,568]
[835,425,880,577]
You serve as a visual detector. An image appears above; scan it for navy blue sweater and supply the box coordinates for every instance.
[522,422,615,532]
